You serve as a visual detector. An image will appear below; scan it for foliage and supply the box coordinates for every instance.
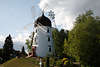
[62,58,69,65]
[0,49,3,57]
[0,49,3,64]
[56,59,62,67]
[3,34,14,61]
[21,46,27,56]
[25,32,34,52]
[63,38,69,56]
[21,46,25,53]
[25,39,32,52]
[68,10,100,66]
[52,29,67,58]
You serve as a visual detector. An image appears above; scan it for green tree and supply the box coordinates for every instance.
[25,32,34,52]
[0,49,3,64]
[3,34,14,61]
[25,39,32,52]
[63,30,69,57]
[63,38,69,56]
[21,46,26,55]
[68,10,100,66]
[52,29,66,58]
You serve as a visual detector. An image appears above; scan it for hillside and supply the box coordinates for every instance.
[1,57,40,67]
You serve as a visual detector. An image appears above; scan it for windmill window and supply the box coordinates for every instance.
[47,28,49,33]
[35,38,36,42]
[48,45,51,52]
[34,38,38,45]
[36,29,37,33]
[48,37,50,41]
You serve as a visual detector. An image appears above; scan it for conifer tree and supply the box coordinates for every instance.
[3,34,14,61]
[21,46,26,55]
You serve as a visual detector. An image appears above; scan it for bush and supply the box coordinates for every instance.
[56,59,62,67]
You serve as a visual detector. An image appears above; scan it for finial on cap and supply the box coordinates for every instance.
[42,9,45,16]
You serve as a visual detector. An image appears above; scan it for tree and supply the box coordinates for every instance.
[52,29,60,57]
[3,34,14,61]
[21,46,26,55]
[25,32,34,52]
[25,39,32,52]
[63,30,69,57]
[0,49,3,64]
[68,10,100,66]
[52,28,67,58]
[63,38,68,56]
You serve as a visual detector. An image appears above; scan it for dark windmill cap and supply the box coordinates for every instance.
[34,12,51,27]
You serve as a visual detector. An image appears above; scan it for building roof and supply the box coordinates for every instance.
[34,14,51,27]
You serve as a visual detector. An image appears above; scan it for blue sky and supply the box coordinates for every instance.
[0,0,100,35]
[0,0,37,34]
[0,0,100,50]
[0,0,40,49]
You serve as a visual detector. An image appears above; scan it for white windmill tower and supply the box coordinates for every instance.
[32,11,55,57]
[24,10,55,67]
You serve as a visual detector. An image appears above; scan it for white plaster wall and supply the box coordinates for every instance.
[33,26,53,57]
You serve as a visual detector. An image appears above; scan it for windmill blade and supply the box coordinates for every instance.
[48,10,57,29]
[31,22,48,46]
[33,22,47,33]
[30,31,34,46]
[23,23,34,30]
[31,6,36,18]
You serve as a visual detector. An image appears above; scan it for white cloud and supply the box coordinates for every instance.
[0,31,30,51]
[38,0,100,30]
[13,31,30,51]
[0,34,7,48]
[1,0,100,51]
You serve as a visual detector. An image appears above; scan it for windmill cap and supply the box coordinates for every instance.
[34,14,51,27]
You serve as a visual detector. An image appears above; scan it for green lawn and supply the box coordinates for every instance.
[2,57,40,67]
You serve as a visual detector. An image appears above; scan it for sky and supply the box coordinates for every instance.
[0,0,100,51]
[0,0,35,50]
[0,0,34,33]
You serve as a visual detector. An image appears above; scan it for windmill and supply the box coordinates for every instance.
[32,10,56,67]
[32,10,55,57]
[23,10,56,67]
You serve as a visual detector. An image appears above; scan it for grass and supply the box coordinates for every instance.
[2,57,40,67]
[0,57,60,67]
